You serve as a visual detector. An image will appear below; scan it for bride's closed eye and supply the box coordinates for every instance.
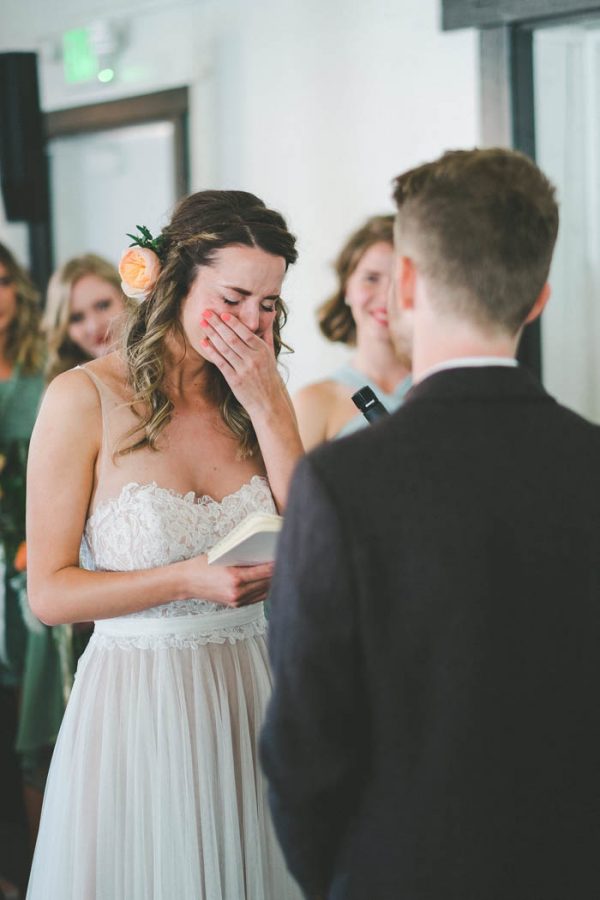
[221,297,275,313]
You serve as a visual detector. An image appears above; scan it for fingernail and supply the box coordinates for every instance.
[200,318,209,328]
[221,312,231,322]
[204,308,215,317]
[201,338,210,347]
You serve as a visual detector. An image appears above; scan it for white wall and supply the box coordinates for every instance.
[0,0,479,391]
[534,25,600,423]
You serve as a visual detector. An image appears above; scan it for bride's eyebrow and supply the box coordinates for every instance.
[221,284,280,301]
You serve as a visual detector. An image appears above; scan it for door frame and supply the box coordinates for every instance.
[443,0,600,30]
[37,86,189,291]
[441,0,600,374]
[45,87,189,201]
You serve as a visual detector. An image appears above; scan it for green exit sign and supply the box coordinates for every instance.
[63,28,98,84]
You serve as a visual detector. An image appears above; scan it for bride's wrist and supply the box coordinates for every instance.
[248,387,292,428]
[168,558,195,601]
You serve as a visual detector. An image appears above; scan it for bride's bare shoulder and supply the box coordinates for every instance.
[41,352,126,420]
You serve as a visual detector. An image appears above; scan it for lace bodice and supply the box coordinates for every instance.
[80,475,276,619]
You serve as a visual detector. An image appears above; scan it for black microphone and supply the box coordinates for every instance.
[351,385,389,424]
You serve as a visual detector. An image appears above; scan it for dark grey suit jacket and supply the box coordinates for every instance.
[261,365,600,899]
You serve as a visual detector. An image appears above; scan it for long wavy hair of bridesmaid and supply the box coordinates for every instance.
[0,242,44,374]
[121,190,298,458]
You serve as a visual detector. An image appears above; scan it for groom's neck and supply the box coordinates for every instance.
[411,310,518,383]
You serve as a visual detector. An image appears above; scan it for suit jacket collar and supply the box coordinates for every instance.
[403,364,552,406]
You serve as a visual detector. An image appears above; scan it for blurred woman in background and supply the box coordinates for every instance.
[43,253,128,382]
[294,214,411,449]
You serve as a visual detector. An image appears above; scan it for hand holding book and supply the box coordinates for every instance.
[207,511,283,566]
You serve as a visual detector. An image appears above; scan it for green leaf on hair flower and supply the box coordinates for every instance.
[126,225,166,259]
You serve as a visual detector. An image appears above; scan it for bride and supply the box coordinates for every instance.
[25,191,304,899]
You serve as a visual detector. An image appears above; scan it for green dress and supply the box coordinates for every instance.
[0,366,71,787]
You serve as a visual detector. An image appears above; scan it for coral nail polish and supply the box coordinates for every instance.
[221,312,231,322]
[200,318,209,328]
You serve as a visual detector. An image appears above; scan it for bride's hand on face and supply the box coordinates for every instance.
[199,310,286,417]
[181,553,274,608]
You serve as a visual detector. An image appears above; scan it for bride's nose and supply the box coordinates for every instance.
[238,303,260,333]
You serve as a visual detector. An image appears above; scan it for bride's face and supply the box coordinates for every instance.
[179,244,286,359]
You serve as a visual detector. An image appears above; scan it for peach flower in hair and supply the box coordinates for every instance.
[119,245,162,302]
[14,541,27,572]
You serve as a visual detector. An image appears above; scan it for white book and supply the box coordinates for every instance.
[207,511,283,566]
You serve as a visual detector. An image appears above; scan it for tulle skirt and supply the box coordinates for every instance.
[26,605,301,900]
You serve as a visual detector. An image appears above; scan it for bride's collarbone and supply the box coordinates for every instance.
[110,398,265,503]
[168,402,234,439]
[162,419,243,461]
[129,436,265,504]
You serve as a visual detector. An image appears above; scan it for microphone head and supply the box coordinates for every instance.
[352,385,379,413]
[351,385,390,423]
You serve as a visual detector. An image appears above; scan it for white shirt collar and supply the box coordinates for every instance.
[418,356,518,383]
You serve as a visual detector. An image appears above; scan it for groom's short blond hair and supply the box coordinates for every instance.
[392,148,559,334]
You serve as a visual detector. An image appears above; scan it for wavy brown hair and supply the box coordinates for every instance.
[122,190,298,457]
[0,242,44,374]
[43,253,129,383]
[318,214,394,345]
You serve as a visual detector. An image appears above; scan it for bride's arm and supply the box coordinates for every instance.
[26,369,273,626]
[199,310,304,511]
[250,380,303,513]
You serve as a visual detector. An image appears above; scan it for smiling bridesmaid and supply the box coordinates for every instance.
[25,191,303,900]
[43,253,130,382]
[294,214,412,449]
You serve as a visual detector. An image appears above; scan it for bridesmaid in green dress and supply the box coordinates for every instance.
[1,247,128,857]
[0,242,53,851]
[8,251,128,851]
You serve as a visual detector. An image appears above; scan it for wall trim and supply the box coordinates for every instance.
[443,0,600,31]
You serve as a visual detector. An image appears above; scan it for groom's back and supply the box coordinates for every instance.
[262,149,600,900]
[314,364,600,899]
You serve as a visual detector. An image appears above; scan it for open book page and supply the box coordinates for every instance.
[207,511,283,566]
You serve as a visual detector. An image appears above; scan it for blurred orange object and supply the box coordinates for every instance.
[14,540,27,572]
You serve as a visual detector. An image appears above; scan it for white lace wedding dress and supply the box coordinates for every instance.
[27,475,302,900]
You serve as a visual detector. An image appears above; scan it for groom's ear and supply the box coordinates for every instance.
[396,255,417,311]
[524,282,551,324]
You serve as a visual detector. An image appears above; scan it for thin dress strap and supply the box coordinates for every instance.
[76,365,113,446]
[76,365,126,508]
